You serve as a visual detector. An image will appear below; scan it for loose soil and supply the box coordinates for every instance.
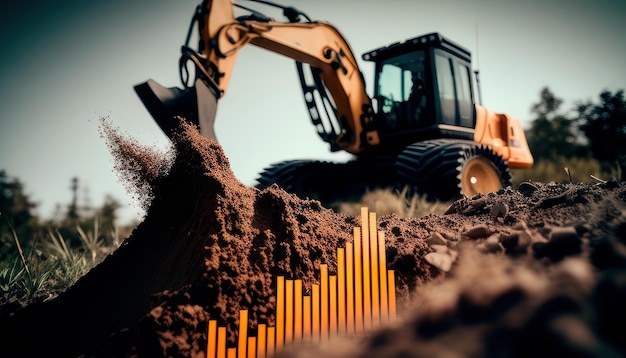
[1,121,625,357]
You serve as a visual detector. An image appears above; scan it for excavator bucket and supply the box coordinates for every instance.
[134,78,219,141]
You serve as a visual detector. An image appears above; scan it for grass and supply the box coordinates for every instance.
[0,217,130,309]
[0,258,24,292]
[511,156,618,186]
[335,187,450,218]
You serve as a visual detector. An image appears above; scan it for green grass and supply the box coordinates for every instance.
[0,218,130,306]
[0,258,24,292]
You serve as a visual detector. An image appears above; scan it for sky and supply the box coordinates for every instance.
[1,0,625,225]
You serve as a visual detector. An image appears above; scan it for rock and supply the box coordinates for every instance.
[491,202,509,221]
[428,232,448,246]
[424,252,454,272]
[463,225,493,240]
[518,182,539,197]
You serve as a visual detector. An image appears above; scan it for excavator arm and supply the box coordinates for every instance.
[135,0,376,154]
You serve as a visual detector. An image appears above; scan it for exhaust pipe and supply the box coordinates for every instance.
[134,78,219,141]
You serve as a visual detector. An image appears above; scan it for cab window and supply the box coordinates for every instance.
[434,50,474,127]
[455,62,473,126]
[376,50,427,129]
[434,52,455,124]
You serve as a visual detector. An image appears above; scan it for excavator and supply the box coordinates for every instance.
[134,0,533,206]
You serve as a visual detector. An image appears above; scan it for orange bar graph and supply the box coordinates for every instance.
[204,208,400,357]
[247,337,255,358]
[285,280,294,344]
[257,324,266,358]
[388,270,397,323]
[294,280,303,340]
[320,264,329,341]
[237,310,247,358]
[312,284,320,340]
[346,242,355,335]
[276,276,285,350]
[329,275,337,335]
[303,295,311,340]
[361,207,372,331]
[378,232,389,324]
[353,227,363,334]
[369,212,380,328]
[207,320,217,358]
[337,248,346,334]
[217,327,226,358]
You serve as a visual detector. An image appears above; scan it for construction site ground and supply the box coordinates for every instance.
[0,122,625,357]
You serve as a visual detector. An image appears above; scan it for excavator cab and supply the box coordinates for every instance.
[363,33,477,150]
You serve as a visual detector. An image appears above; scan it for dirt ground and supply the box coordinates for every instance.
[1,121,625,357]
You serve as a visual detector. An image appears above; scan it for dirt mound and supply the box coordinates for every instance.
[1,122,625,357]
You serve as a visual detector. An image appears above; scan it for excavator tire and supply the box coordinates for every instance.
[255,159,351,206]
[255,159,319,196]
[395,139,512,201]
[255,159,394,207]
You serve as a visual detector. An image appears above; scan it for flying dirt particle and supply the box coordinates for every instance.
[98,116,174,213]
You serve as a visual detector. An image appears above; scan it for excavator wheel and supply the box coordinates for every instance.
[255,160,318,196]
[255,160,348,205]
[255,159,393,207]
[395,139,512,201]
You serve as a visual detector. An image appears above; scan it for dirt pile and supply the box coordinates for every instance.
[1,121,625,357]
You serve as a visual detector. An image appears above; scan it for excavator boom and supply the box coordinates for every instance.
[136,0,376,153]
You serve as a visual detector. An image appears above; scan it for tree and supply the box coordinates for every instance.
[526,87,586,161]
[0,170,38,260]
[577,90,626,180]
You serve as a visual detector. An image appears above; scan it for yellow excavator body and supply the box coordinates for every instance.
[135,0,533,203]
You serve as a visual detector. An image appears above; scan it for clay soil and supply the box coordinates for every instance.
[1,122,625,357]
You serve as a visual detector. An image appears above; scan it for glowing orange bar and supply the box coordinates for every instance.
[207,320,217,358]
[294,280,303,340]
[257,324,267,358]
[217,327,227,358]
[303,295,311,340]
[378,232,389,324]
[228,348,236,358]
[276,276,285,350]
[388,270,397,323]
[312,283,320,340]
[267,327,275,357]
[320,264,329,340]
[345,242,355,334]
[237,310,248,358]
[353,227,363,334]
[285,280,294,344]
[247,337,256,358]
[329,275,337,335]
[369,212,380,328]
[337,247,346,333]
[361,209,372,331]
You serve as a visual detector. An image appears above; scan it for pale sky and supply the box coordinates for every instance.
[1,0,625,224]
